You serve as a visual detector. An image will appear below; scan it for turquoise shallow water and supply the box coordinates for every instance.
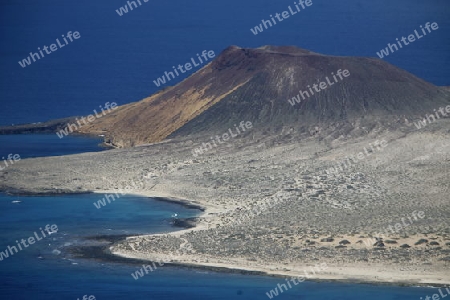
[0,192,438,300]
[0,135,442,299]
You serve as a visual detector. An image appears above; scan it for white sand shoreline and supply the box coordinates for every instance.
[111,247,450,287]
[92,190,450,287]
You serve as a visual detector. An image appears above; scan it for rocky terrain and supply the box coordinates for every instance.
[0,117,78,135]
[1,119,449,284]
[76,46,450,148]
[1,45,449,285]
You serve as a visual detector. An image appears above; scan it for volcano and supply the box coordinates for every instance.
[77,45,450,147]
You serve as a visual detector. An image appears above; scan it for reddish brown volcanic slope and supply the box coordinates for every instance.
[77,46,261,147]
[79,45,450,147]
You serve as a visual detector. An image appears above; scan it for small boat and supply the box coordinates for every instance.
[12,200,21,203]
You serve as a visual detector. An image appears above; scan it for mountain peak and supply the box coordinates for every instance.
[77,45,450,148]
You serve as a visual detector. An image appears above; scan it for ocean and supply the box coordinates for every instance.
[1,0,449,298]
[0,134,104,159]
[0,0,449,126]
[0,135,441,299]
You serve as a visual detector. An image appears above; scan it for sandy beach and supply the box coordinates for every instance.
[2,124,450,287]
[104,188,450,287]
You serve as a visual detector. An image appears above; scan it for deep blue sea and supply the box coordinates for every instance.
[0,0,449,126]
[0,134,104,159]
[0,137,441,299]
[1,0,449,298]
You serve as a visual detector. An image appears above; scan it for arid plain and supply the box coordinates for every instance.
[1,119,449,285]
[1,46,449,286]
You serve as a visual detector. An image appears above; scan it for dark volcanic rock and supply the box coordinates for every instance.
[0,117,78,135]
[172,218,198,229]
[321,237,334,242]
[415,239,429,245]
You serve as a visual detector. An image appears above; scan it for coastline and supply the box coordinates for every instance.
[0,122,114,150]
[92,190,450,288]
[68,228,450,288]
[110,244,450,288]
[2,187,449,288]
[2,188,448,288]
